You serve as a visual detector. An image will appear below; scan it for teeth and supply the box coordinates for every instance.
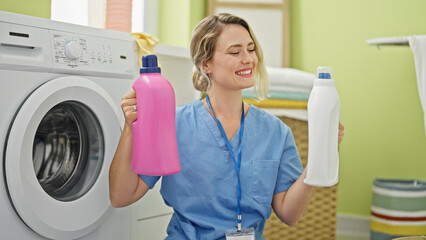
[236,69,251,75]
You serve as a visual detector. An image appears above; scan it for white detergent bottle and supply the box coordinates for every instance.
[304,66,340,187]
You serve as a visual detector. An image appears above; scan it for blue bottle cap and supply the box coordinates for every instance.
[317,66,332,79]
[318,73,331,79]
[140,55,161,74]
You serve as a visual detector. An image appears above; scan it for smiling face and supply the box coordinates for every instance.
[203,24,258,93]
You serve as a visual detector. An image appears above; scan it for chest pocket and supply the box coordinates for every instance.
[251,160,280,204]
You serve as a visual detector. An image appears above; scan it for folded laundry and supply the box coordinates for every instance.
[242,90,310,101]
[267,85,312,94]
[244,98,307,109]
[266,66,315,89]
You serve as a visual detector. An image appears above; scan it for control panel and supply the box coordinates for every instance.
[53,34,89,67]
[50,30,136,78]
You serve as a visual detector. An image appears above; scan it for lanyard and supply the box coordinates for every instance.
[206,95,245,231]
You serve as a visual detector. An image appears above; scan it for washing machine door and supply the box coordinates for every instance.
[5,76,122,240]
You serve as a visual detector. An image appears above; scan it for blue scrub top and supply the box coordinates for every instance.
[140,99,303,240]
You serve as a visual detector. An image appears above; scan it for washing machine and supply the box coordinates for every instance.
[0,11,137,239]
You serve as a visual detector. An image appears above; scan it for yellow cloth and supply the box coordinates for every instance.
[244,98,308,109]
[131,33,160,67]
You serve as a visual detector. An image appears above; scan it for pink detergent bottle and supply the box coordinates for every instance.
[132,55,181,175]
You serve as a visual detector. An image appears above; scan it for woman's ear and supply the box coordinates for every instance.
[199,61,211,74]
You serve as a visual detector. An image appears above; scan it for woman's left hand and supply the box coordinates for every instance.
[338,122,344,144]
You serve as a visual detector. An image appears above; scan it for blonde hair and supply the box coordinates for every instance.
[190,13,269,100]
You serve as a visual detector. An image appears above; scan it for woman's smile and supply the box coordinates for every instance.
[236,68,253,78]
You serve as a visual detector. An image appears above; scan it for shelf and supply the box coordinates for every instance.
[366,36,409,46]
[154,43,190,59]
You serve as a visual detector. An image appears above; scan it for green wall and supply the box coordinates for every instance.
[189,0,207,37]
[291,0,426,216]
[158,0,190,47]
[0,0,51,18]
[158,0,206,48]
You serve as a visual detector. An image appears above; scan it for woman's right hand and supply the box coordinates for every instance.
[121,90,138,128]
[110,89,150,208]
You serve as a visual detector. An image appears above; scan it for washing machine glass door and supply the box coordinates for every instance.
[5,76,122,240]
[33,101,103,202]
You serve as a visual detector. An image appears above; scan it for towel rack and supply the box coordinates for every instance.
[367,35,426,135]
[366,37,409,46]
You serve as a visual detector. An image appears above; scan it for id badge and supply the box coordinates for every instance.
[225,227,255,240]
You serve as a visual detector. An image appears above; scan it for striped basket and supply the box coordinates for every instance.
[370,179,426,240]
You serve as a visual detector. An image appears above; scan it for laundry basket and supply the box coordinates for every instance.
[370,179,426,240]
[263,116,338,240]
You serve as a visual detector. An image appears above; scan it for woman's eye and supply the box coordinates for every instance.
[230,52,239,55]
[248,49,255,52]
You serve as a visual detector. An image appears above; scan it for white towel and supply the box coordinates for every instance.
[243,85,312,95]
[268,85,312,94]
[409,35,426,135]
[266,66,315,89]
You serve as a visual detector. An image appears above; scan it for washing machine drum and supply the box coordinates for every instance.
[5,77,122,240]
[33,101,103,202]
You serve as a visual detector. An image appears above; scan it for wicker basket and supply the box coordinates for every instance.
[263,116,338,240]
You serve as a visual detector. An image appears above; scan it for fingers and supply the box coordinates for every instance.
[121,90,136,104]
[121,90,137,111]
[338,122,345,144]
[123,105,137,114]
[121,98,137,110]
[121,90,138,127]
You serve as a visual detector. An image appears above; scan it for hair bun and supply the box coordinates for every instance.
[192,68,209,92]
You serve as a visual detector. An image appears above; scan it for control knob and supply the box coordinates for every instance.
[64,40,81,60]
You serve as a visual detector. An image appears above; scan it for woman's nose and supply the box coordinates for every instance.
[241,51,254,64]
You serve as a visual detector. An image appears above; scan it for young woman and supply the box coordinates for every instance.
[109,13,344,240]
